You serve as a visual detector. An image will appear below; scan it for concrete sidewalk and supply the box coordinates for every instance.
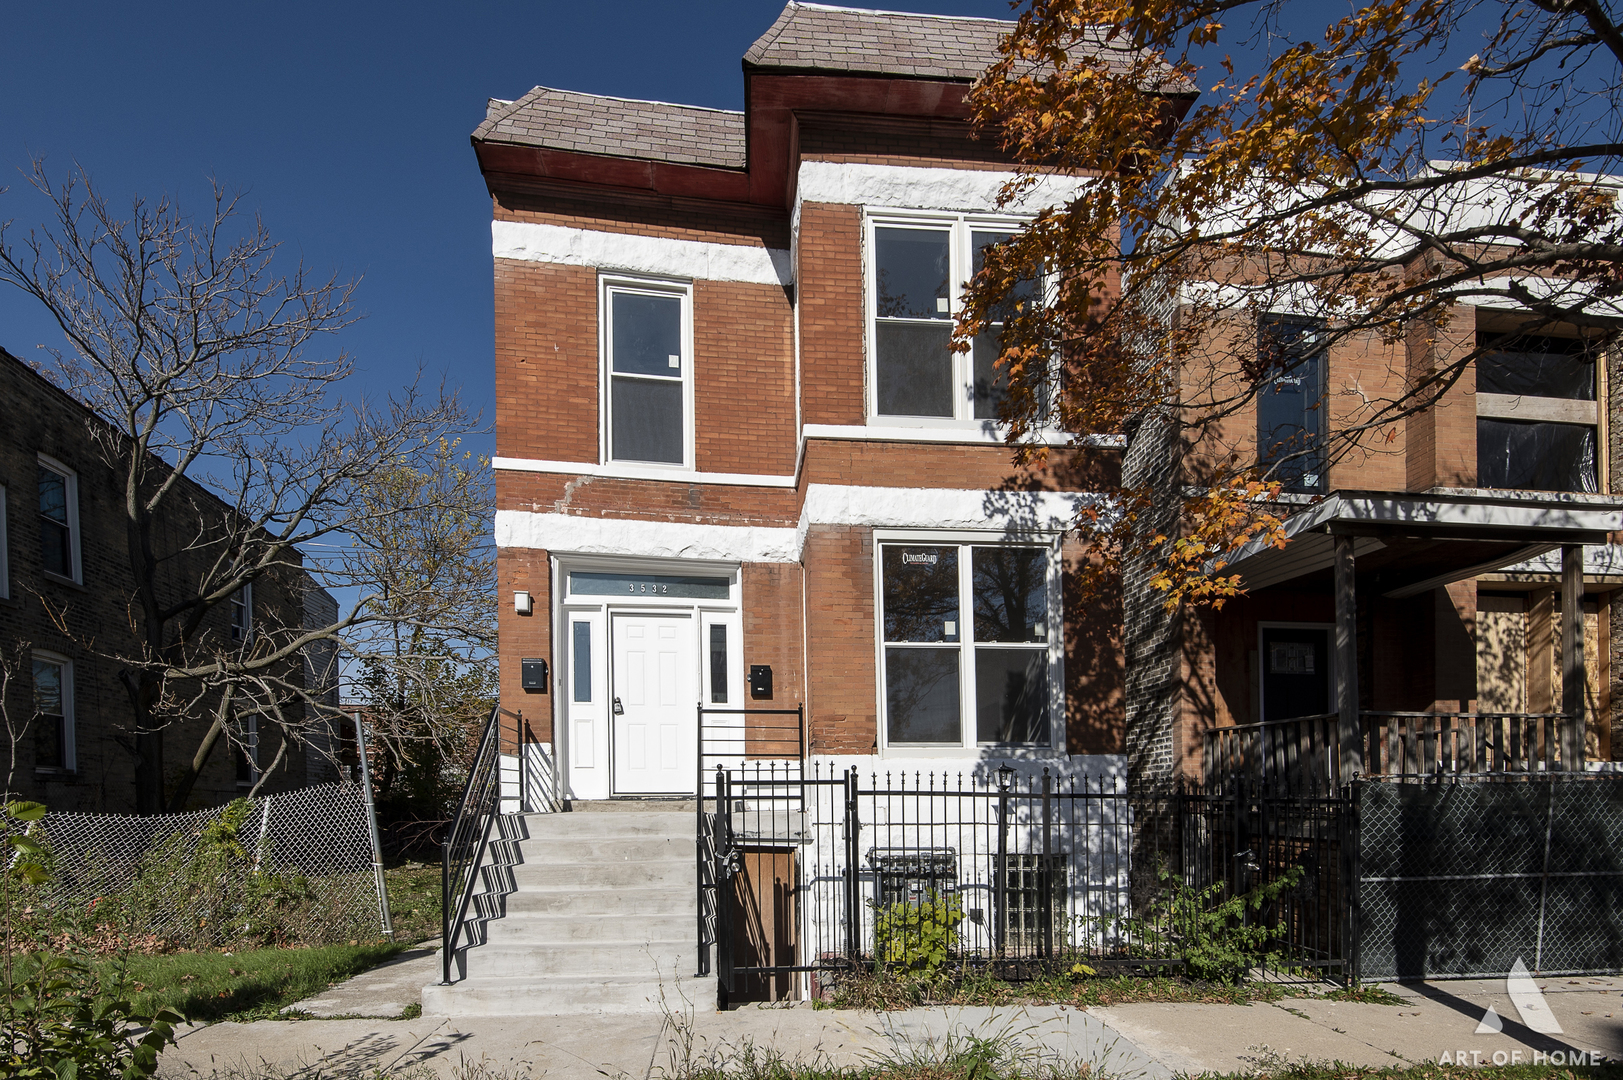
[158,949,1623,1079]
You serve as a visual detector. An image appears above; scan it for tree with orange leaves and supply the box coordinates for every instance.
[960,0,1623,609]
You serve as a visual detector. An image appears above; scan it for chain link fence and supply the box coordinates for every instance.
[1358,774,1623,980]
[9,782,390,951]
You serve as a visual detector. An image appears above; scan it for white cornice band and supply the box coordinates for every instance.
[795,161,1096,215]
[492,456,797,488]
[492,220,793,287]
[494,484,1096,561]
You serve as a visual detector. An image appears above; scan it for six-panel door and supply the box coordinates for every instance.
[610,612,698,795]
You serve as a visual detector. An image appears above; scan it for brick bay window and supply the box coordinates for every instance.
[878,539,1059,751]
[868,214,1039,424]
[1476,333,1600,493]
[601,277,692,468]
[1257,316,1328,494]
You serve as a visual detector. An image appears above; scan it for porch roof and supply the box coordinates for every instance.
[1216,489,1623,597]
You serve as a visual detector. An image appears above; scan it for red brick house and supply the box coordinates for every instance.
[475,2,1172,801]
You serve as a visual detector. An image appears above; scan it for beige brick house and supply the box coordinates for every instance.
[0,348,341,812]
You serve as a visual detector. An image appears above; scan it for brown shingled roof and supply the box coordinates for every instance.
[473,86,747,170]
[745,1,1009,81]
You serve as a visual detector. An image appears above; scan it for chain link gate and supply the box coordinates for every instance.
[1357,773,1623,980]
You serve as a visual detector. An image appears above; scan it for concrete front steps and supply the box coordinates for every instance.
[422,803,698,1016]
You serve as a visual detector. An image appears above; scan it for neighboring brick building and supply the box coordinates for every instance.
[473,2,1187,799]
[0,348,341,812]
[1124,275,1623,791]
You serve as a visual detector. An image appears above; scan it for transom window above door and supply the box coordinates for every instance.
[868,215,1043,426]
[879,540,1058,750]
[602,278,692,467]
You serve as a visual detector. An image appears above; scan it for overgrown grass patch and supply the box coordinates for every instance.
[383,860,441,945]
[814,969,1289,1010]
[93,941,404,1023]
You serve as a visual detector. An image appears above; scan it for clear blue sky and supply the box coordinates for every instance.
[0,0,1013,461]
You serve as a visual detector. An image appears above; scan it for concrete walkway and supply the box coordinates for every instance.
[159,950,1623,1079]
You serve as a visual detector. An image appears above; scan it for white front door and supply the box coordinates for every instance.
[611,612,697,795]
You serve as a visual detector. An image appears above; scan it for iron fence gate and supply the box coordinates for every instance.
[1357,773,1623,981]
[1182,777,1358,981]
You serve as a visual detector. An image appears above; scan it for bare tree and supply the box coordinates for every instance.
[0,163,490,813]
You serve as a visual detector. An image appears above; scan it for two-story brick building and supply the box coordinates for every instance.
[0,347,341,812]
[474,2,1190,801]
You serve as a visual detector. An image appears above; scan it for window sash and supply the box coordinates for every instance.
[868,215,1042,425]
[604,281,690,467]
[880,540,1055,749]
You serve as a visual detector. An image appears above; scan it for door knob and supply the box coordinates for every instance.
[613,697,624,715]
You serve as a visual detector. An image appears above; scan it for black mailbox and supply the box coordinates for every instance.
[749,664,773,699]
[521,658,549,693]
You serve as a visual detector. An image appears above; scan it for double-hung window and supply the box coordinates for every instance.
[602,278,692,468]
[1476,333,1600,492]
[869,215,1040,424]
[32,651,74,772]
[879,540,1057,750]
[231,583,253,643]
[37,456,80,583]
[1257,317,1328,494]
[237,716,259,787]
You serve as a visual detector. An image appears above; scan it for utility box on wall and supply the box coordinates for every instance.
[749,664,773,699]
[521,658,549,693]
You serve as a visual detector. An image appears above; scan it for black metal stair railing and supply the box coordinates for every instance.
[441,704,503,985]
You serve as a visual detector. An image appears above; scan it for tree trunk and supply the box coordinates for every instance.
[164,689,233,813]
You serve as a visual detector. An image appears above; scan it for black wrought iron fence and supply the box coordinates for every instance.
[440,703,503,986]
[1182,777,1357,981]
[709,761,1190,1004]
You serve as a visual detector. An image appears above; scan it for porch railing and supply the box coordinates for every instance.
[1205,710,1581,789]
[440,703,503,985]
[1362,711,1576,776]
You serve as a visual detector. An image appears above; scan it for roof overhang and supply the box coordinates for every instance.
[1214,489,1623,598]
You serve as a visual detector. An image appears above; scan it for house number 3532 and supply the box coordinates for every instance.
[628,583,669,593]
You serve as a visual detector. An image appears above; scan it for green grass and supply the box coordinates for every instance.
[383,860,442,945]
[93,941,405,1023]
[814,969,1290,1010]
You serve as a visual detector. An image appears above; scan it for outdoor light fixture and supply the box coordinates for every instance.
[513,590,533,615]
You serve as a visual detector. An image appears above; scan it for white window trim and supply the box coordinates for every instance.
[36,454,81,585]
[0,484,9,600]
[231,582,253,643]
[31,650,76,773]
[872,529,1064,757]
[598,274,696,471]
[864,209,1050,429]
[237,715,260,788]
